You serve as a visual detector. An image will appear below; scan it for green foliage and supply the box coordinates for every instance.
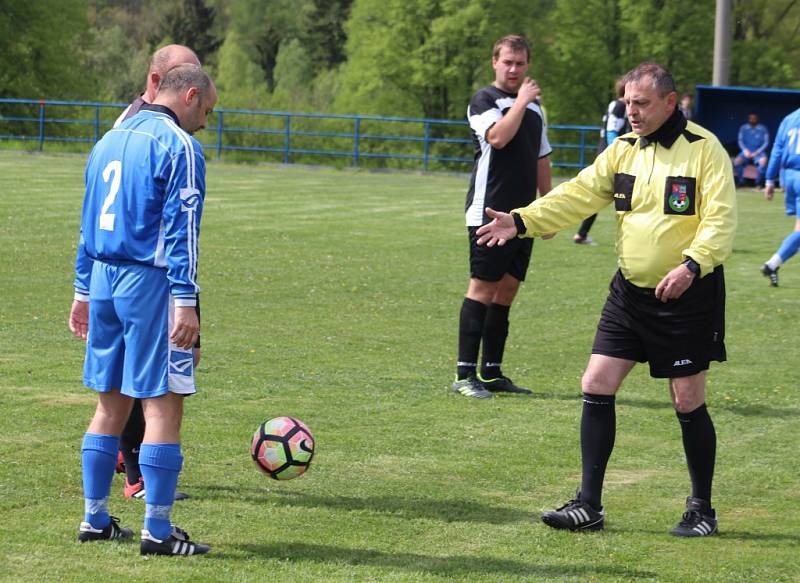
[0,0,95,99]
[730,0,800,89]
[1,151,799,581]
[272,39,315,107]
[3,0,800,121]
[215,31,268,108]
[335,0,519,119]
[160,0,224,64]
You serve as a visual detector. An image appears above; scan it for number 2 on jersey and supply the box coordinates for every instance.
[99,160,121,231]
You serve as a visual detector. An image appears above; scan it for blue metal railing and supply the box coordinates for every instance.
[0,98,599,171]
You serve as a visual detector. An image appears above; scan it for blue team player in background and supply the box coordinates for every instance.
[68,64,217,556]
[733,112,770,188]
[760,106,800,287]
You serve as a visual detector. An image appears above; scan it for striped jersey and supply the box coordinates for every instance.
[465,86,551,226]
[766,107,800,181]
[74,105,205,306]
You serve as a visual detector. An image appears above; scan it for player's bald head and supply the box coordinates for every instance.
[150,44,200,77]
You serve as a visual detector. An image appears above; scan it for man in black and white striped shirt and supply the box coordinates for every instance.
[453,35,552,399]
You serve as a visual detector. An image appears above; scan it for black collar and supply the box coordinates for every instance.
[140,103,182,129]
[638,107,684,149]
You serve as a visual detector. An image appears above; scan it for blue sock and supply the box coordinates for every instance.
[81,433,119,529]
[777,231,800,262]
[139,443,182,541]
[734,162,744,184]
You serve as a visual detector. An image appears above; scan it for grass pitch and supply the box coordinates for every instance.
[0,150,798,582]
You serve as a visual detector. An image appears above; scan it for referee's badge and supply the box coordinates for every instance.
[664,176,696,215]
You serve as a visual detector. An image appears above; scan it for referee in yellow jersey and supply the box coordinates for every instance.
[476,62,737,537]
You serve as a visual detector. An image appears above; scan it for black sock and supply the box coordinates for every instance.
[120,399,145,484]
[580,393,616,510]
[457,298,488,379]
[577,214,597,238]
[480,303,510,379]
[676,403,716,504]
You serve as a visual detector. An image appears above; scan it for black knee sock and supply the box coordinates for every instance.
[480,303,510,379]
[120,399,145,484]
[457,298,488,379]
[580,393,616,510]
[676,403,716,503]
[577,214,597,238]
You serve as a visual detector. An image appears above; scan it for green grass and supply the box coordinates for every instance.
[0,150,798,582]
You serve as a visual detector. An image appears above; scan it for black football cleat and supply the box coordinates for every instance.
[479,375,533,395]
[541,491,605,531]
[78,516,134,543]
[670,496,718,537]
[761,264,779,287]
[140,525,211,556]
[452,376,493,399]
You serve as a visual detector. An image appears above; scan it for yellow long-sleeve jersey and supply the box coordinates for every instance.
[513,112,737,288]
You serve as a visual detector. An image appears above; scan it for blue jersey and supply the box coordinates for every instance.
[738,123,769,157]
[766,107,800,181]
[74,106,205,306]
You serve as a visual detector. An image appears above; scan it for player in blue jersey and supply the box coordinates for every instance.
[69,64,217,556]
[113,44,200,502]
[760,107,800,287]
[733,112,770,188]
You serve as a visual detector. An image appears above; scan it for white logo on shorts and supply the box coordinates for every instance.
[673,359,693,366]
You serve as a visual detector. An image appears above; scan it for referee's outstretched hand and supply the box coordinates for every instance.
[476,208,518,247]
[654,263,696,303]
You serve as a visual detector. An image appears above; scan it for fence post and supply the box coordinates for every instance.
[579,128,587,168]
[38,100,46,152]
[216,111,223,160]
[423,122,431,172]
[94,105,100,143]
[353,117,361,167]
[283,115,291,164]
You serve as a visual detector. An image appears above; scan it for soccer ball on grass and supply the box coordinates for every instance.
[250,416,315,480]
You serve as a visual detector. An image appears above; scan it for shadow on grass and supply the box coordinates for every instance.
[628,527,799,543]
[189,486,530,524]
[718,530,800,543]
[225,542,658,579]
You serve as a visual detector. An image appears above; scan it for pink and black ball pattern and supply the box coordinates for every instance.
[251,416,315,480]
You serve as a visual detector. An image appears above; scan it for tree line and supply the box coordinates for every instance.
[1,0,798,125]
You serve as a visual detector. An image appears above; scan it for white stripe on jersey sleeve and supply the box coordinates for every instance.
[527,102,553,158]
[161,118,196,190]
[160,117,201,292]
[468,105,502,141]
[466,139,493,226]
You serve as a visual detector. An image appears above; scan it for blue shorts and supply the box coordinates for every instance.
[782,169,800,216]
[735,151,767,165]
[83,261,196,398]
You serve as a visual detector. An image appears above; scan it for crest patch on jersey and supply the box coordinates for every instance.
[664,176,696,215]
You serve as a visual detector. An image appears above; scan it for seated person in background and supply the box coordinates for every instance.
[679,94,693,121]
[733,112,769,188]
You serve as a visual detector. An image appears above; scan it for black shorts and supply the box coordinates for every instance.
[468,226,533,282]
[592,268,726,378]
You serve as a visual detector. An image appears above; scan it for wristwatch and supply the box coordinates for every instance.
[511,212,526,235]
[682,257,700,276]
